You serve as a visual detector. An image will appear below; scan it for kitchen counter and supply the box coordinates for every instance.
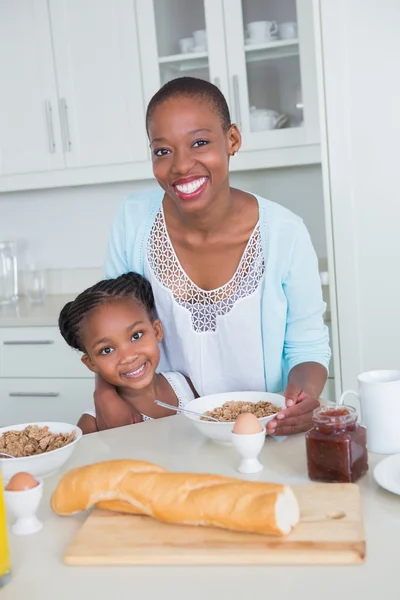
[0,295,74,327]
[2,416,398,600]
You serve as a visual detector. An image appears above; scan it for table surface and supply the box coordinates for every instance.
[2,415,399,600]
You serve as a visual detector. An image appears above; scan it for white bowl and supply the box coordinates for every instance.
[0,422,82,483]
[183,391,285,444]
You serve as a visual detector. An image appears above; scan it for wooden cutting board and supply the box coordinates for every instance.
[63,483,365,566]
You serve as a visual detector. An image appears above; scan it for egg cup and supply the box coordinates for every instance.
[4,479,43,535]
[231,428,266,474]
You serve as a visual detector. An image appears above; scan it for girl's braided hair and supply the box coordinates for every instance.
[58,272,155,353]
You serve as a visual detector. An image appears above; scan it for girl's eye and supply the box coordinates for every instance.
[193,139,208,148]
[100,346,114,355]
[154,148,170,157]
[131,332,143,341]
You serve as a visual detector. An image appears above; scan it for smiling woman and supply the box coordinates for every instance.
[96,76,331,437]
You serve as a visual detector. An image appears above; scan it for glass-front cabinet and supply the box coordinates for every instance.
[136,0,319,156]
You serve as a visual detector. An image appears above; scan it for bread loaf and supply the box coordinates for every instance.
[51,459,299,536]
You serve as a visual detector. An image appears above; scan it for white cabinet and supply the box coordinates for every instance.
[48,0,148,169]
[0,0,148,190]
[136,0,320,165]
[0,326,93,426]
[0,0,64,176]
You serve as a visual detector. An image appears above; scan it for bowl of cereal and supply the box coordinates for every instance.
[0,422,82,483]
[183,391,285,444]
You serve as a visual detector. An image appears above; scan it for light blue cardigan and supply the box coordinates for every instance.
[104,188,331,393]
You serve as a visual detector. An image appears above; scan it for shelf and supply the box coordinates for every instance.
[245,38,299,63]
[158,52,208,73]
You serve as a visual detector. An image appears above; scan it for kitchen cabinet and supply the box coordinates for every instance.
[0,0,321,192]
[0,0,148,191]
[136,0,320,162]
[0,326,93,426]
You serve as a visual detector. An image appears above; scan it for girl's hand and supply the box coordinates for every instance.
[94,374,142,430]
[266,382,320,436]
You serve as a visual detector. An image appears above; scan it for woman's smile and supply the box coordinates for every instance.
[173,176,209,201]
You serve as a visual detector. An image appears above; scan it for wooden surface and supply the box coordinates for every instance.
[63,483,366,565]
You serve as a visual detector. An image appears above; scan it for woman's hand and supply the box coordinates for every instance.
[266,382,320,436]
[94,373,142,431]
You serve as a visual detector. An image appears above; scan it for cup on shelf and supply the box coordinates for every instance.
[24,265,46,304]
[250,107,288,131]
[178,37,194,54]
[278,21,298,40]
[246,20,278,43]
[193,29,207,50]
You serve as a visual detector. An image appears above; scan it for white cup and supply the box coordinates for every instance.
[179,37,194,54]
[278,21,298,40]
[193,29,207,50]
[246,20,278,42]
[339,370,400,454]
[231,428,266,474]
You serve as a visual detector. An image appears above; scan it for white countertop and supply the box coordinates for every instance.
[0,295,74,327]
[2,416,399,600]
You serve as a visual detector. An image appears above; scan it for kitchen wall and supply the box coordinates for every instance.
[0,165,326,276]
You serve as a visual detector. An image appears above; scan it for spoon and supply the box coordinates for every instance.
[154,400,220,423]
[0,452,15,459]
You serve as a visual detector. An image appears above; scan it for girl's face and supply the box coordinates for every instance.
[79,297,163,391]
[148,95,241,213]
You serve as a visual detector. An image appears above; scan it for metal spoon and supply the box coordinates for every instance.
[154,400,220,423]
[0,452,15,459]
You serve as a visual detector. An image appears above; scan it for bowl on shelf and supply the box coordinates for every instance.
[0,421,82,482]
[182,391,285,444]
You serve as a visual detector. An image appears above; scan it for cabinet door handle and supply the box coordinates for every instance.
[3,340,54,346]
[60,98,72,152]
[44,100,56,153]
[9,392,60,398]
[232,75,242,131]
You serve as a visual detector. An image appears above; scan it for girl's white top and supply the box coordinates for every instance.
[145,207,265,397]
[84,371,194,421]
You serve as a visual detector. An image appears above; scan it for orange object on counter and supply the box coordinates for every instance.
[306,405,368,483]
[0,472,11,587]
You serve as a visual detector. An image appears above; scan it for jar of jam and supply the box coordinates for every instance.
[306,405,368,483]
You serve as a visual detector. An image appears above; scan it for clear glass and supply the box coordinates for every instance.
[0,242,18,305]
[242,0,303,132]
[25,266,46,304]
[0,473,11,588]
[154,0,210,86]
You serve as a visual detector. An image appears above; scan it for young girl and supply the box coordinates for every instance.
[58,272,196,434]
[97,76,331,436]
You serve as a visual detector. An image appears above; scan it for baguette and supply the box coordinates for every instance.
[51,459,299,536]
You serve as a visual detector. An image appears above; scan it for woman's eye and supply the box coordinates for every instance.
[193,139,208,148]
[131,332,143,341]
[100,347,114,355]
[154,148,170,157]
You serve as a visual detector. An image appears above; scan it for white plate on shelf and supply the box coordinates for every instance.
[245,35,278,45]
[373,453,400,495]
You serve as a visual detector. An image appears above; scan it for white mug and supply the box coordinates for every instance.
[278,21,298,40]
[339,370,400,454]
[193,29,207,49]
[179,37,194,54]
[246,20,278,42]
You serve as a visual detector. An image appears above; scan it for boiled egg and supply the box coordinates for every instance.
[5,471,39,491]
[232,412,263,435]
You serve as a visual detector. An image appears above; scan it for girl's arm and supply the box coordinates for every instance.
[94,373,142,430]
[267,221,330,436]
[77,413,98,435]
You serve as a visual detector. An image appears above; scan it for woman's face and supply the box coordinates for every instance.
[79,297,163,391]
[148,95,241,213]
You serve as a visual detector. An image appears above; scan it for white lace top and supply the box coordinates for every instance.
[145,208,266,397]
[84,371,194,421]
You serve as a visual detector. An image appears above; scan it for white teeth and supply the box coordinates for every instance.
[175,177,207,194]
[124,363,145,376]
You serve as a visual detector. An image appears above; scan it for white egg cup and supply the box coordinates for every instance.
[231,428,266,474]
[4,478,43,535]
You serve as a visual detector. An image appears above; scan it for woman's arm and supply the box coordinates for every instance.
[267,221,330,436]
[94,373,142,430]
